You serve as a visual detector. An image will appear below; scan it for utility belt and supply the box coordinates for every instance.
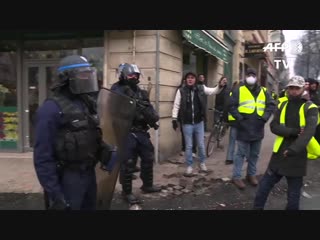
[57,160,97,172]
[130,125,149,132]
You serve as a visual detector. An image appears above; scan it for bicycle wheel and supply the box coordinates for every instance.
[206,126,218,157]
[217,125,228,150]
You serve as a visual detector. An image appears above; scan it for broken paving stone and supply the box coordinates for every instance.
[168,183,176,188]
[221,177,231,182]
[219,203,226,207]
[173,190,183,196]
[202,182,211,187]
[159,193,168,198]
[163,174,179,179]
[179,178,195,190]
[181,189,191,193]
[161,189,168,193]
[167,187,173,191]
[194,189,205,195]
[183,172,197,178]
[167,159,184,165]
[174,185,184,190]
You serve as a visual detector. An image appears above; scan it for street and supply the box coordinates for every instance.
[0,124,319,210]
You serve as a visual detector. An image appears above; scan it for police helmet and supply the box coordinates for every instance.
[56,55,99,94]
[118,63,141,86]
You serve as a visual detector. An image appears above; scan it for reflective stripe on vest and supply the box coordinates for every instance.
[228,86,266,121]
[228,91,236,121]
[272,101,320,156]
[277,96,288,108]
[237,86,266,116]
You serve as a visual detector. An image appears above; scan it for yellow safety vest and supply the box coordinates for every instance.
[228,86,266,121]
[277,96,288,108]
[272,92,277,100]
[272,101,320,158]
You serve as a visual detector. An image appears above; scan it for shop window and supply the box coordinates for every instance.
[0,51,18,149]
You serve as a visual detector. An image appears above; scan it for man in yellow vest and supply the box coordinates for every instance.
[229,68,276,189]
[253,76,319,210]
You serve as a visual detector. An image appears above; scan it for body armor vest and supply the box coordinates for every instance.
[50,93,102,168]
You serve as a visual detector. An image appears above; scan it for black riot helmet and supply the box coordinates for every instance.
[118,63,141,86]
[56,55,99,94]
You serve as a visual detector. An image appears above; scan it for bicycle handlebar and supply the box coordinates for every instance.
[208,108,224,114]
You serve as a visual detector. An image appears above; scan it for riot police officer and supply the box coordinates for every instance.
[111,63,161,205]
[34,55,111,210]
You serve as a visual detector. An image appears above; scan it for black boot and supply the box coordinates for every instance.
[122,192,142,205]
[140,163,161,193]
[141,185,161,193]
[121,162,141,204]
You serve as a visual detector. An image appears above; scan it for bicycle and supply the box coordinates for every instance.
[206,108,229,157]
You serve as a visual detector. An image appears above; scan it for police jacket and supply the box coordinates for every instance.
[172,84,221,124]
[269,97,319,176]
[228,83,275,141]
[34,89,103,201]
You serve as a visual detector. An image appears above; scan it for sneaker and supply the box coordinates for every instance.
[199,163,208,172]
[192,153,197,158]
[185,166,193,175]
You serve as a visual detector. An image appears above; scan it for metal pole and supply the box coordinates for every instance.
[133,30,136,64]
[155,31,160,164]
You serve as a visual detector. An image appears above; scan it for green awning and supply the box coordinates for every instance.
[183,30,231,63]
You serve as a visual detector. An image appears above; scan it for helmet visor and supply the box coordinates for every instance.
[69,67,99,94]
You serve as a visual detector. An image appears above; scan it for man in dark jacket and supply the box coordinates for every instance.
[229,68,275,189]
[308,78,320,107]
[172,72,224,176]
[214,76,230,124]
[254,76,319,210]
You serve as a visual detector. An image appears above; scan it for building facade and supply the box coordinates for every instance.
[0,30,280,163]
[0,31,105,153]
[105,30,232,162]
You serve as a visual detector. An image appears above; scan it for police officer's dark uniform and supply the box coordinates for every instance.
[111,63,161,205]
[34,55,109,210]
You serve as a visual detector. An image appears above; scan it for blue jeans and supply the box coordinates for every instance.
[182,121,206,167]
[254,168,303,210]
[226,126,237,161]
[233,140,262,179]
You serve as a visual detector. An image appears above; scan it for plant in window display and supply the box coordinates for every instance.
[0,84,9,106]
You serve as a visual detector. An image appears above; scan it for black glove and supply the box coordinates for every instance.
[172,120,178,131]
[258,117,267,123]
[49,196,70,210]
[289,128,300,137]
[285,148,295,157]
[151,122,159,130]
